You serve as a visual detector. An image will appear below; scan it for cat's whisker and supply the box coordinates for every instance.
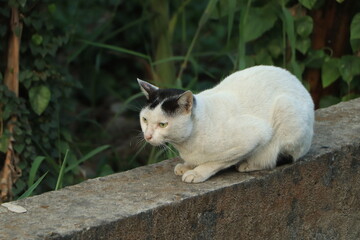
[131,132,146,148]
[128,102,144,112]
[158,144,167,155]
[159,143,177,158]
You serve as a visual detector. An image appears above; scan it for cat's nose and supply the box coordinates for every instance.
[145,134,152,141]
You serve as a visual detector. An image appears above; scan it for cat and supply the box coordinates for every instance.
[137,65,314,183]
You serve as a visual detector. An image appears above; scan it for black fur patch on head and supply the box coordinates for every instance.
[147,88,185,110]
[161,97,181,115]
[276,153,294,167]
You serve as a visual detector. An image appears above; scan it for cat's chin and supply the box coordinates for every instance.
[146,140,165,147]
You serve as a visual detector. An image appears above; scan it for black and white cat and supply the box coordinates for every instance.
[138,66,314,183]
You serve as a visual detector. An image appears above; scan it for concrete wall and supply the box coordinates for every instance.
[1,98,360,240]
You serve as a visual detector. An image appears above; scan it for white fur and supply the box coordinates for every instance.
[139,66,314,183]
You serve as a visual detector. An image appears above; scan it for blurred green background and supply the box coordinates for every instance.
[1,0,360,201]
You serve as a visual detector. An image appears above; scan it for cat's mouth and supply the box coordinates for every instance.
[145,138,164,147]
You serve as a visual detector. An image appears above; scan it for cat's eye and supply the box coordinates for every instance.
[158,122,168,128]
[142,117,147,123]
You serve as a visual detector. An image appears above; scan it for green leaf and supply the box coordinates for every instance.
[267,37,282,58]
[319,95,340,108]
[14,143,25,154]
[244,5,277,42]
[48,3,56,14]
[321,58,340,88]
[254,49,274,65]
[34,59,45,70]
[13,179,27,197]
[18,0,27,7]
[13,126,23,135]
[0,135,9,153]
[299,0,318,9]
[296,16,313,37]
[98,164,114,177]
[31,19,42,31]
[55,149,70,190]
[31,34,43,45]
[29,85,51,115]
[19,69,33,83]
[304,50,326,68]
[342,93,360,102]
[65,145,110,173]
[339,55,360,84]
[28,156,46,188]
[18,172,48,200]
[61,129,73,143]
[350,13,360,52]
[296,38,311,54]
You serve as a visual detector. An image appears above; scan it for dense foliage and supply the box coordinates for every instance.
[0,0,359,201]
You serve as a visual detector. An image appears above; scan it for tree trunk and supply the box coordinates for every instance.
[0,7,22,203]
[304,0,353,108]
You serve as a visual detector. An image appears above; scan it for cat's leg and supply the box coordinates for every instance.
[174,162,195,176]
[270,95,313,161]
[236,140,280,172]
[237,95,313,172]
[182,160,238,183]
[180,116,273,182]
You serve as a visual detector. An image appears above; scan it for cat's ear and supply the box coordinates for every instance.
[177,90,194,114]
[137,78,159,99]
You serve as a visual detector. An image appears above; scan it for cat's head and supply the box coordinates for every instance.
[137,79,195,146]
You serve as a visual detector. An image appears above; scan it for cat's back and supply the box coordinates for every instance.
[197,65,312,119]
[219,66,300,90]
[202,65,310,101]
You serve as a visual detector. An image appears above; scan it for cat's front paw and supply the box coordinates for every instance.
[174,163,192,176]
[182,170,206,183]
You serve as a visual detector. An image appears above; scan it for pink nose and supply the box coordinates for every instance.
[145,134,152,141]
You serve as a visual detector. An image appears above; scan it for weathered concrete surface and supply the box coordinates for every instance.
[1,98,360,240]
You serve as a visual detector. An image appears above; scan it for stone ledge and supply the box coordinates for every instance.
[1,98,360,240]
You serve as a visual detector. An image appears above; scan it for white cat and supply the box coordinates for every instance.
[138,65,314,183]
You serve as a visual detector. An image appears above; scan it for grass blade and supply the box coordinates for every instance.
[237,0,252,70]
[55,149,70,190]
[148,146,158,165]
[32,138,60,172]
[18,172,48,200]
[227,0,237,44]
[79,40,150,60]
[66,2,122,63]
[198,0,219,27]
[65,145,110,173]
[168,0,192,38]
[152,56,187,66]
[100,15,150,44]
[177,0,219,82]
[113,92,143,116]
[28,156,45,188]
[281,3,302,80]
